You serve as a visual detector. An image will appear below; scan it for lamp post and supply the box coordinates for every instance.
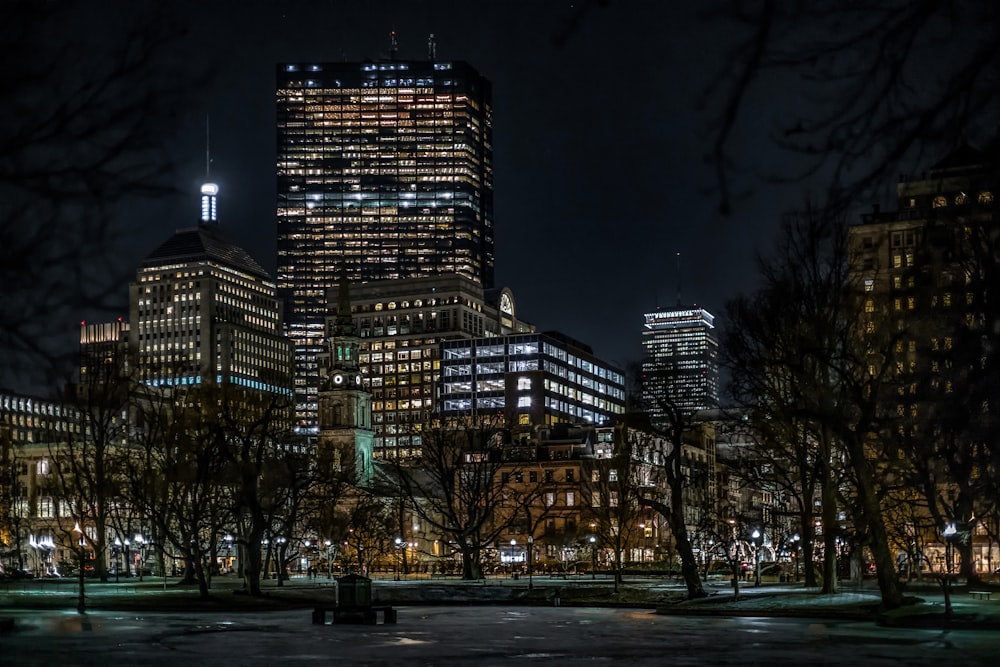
[113,537,122,583]
[136,533,148,581]
[589,535,597,580]
[510,539,517,579]
[123,538,131,578]
[224,534,233,576]
[394,537,403,581]
[791,533,800,582]
[751,529,762,587]
[943,523,957,617]
[325,540,333,579]
[74,521,86,614]
[276,537,287,582]
[528,536,534,590]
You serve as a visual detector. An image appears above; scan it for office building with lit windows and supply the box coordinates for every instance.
[129,184,293,399]
[324,274,531,458]
[640,307,719,420]
[438,332,626,429]
[277,59,494,433]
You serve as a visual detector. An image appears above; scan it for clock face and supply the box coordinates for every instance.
[333,374,344,385]
[355,375,362,386]
[500,292,513,316]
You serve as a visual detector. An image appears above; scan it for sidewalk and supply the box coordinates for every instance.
[2,573,998,630]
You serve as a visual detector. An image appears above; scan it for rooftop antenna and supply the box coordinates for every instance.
[205,115,211,179]
[676,251,682,307]
[200,114,218,225]
[389,29,398,60]
[428,33,437,61]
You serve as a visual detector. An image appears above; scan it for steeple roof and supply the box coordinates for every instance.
[141,224,270,279]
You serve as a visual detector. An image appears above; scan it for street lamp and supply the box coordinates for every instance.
[791,533,800,582]
[113,537,122,582]
[123,538,131,578]
[751,529,762,587]
[325,539,333,579]
[528,535,534,590]
[943,522,957,616]
[589,535,597,580]
[134,534,147,581]
[394,537,404,581]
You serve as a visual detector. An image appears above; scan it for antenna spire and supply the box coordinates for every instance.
[200,114,219,225]
[676,252,682,307]
[205,115,211,178]
[428,33,437,61]
[389,30,398,60]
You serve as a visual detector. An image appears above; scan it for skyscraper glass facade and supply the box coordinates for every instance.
[277,60,495,432]
[640,307,719,420]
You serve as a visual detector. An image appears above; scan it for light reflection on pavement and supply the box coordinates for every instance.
[1,605,996,666]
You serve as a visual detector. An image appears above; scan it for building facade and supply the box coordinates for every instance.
[277,59,495,432]
[324,273,532,459]
[640,307,719,420]
[438,332,626,429]
[849,145,1000,572]
[129,184,293,399]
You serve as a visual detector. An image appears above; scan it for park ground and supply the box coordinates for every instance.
[3,571,1000,631]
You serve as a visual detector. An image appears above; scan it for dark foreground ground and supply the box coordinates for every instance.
[2,604,997,666]
[2,574,998,665]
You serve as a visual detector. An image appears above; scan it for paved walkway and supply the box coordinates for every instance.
[2,573,998,629]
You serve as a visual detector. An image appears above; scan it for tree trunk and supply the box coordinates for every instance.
[77,547,86,614]
[856,470,905,608]
[246,539,263,597]
[800,515,817,587]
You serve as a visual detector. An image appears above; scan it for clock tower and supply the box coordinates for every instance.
[318,280,374,486]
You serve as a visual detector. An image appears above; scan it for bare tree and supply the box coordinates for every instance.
[582,424,657,591]
[724,204,907,607]
[391,420,516,580]
[706,2,1000,214]
[0,2,201,387]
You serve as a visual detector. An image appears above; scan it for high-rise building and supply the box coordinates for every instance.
[640,307,719,420]
[324,273,532,458]
[129,184,293,399]
[276,59,495,433]
[438,332,626,428]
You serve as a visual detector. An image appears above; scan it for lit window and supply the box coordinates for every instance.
[566,491,575,507]
[37,459,50,475]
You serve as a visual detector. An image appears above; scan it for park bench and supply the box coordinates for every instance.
[969,590,992,601]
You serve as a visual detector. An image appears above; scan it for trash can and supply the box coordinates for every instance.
[336,574,372,608]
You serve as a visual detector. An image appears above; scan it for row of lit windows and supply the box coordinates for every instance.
[927,191,993,208]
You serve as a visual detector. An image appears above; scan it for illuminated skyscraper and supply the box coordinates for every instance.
[640,307,719,420]
[129,184,293,399]
[276,59,494,433]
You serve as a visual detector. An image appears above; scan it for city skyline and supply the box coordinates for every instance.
[8,1,817,395]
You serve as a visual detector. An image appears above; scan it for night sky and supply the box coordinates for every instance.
[33,1,807,378]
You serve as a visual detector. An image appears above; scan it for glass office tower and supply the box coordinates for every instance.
[277,60,494,433]
[640,307,719,420]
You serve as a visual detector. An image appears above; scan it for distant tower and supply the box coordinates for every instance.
[640,306,719,420]
[129,183,293,400]
[317,280,374,486]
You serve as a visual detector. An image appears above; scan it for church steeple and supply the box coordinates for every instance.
[318,278,373,486]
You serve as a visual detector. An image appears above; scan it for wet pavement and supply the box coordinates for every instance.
[2,605,997,666]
